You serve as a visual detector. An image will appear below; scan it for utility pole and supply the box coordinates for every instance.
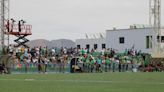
[149,0,161,53]
[0,0,10,54]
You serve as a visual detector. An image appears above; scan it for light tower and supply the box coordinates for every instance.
[149,0,161,53]
[0,0,10,54]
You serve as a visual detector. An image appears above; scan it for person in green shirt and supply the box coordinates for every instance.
[85,55,90,72]
[111,58,116,72]
[105,57,111,72]
[43,47,47,56]
[90,58,95,73]
[124,49,128,55]
[125,58,129,71]
[120,57,126,72]
[81,48,85,56]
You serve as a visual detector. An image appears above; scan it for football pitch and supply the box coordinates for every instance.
[0,73,164,92]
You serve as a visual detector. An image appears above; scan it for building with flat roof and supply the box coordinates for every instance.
[75,27,164,54]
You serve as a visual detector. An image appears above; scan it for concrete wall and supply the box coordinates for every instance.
[106,28,154,53]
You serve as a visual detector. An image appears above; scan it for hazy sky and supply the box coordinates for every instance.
[10,0,164,41]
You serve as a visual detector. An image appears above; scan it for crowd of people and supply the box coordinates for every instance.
[0,45,164,74]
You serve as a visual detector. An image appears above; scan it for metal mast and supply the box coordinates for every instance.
[149,0,161,53]
[0,0,10,54]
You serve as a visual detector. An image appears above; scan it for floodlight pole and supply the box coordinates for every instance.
[149,0,161,53]
[0,0,10,54]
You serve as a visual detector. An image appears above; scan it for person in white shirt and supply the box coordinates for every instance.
[44,57,49,72]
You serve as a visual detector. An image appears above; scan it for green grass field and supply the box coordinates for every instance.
[0,73,164,92]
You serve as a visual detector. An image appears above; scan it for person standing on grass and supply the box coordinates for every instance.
[108,58,112,72]
[122,58,126,72]
[86,55,90,72]
[118,59,122,72]
[79,54,84,71]
[63,54,68,71]
[57,56,64,73]
[125,58,129,71]
[90,55,95,73]
[44,56,49,73]
[112,58,116,72]
[51,55,56,72]
[23,58,28,73]
[38,57,42,73]
[96,56,102,72]
[41,56,46,73]
[104,57,108,72]
[105,57,111,72]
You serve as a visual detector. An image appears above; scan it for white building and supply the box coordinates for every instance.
[75,27,164,54]
[106,27,164,54]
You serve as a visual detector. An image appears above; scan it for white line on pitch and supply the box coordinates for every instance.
[0,79,164,85]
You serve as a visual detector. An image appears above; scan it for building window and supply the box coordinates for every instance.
[77,45,81,49]
[102,44,106,49]
[146,36,149,49]
[156,36,164,43]
[119,37,125,44]
[146,36,152,49]
[157,35,160,42]
[86,44,90,49]
[161,36,164,43]
[94,44,98,50]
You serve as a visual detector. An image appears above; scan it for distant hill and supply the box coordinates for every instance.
[51,39,75,48]
[27,39,75,48]
[27,39,52,48]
